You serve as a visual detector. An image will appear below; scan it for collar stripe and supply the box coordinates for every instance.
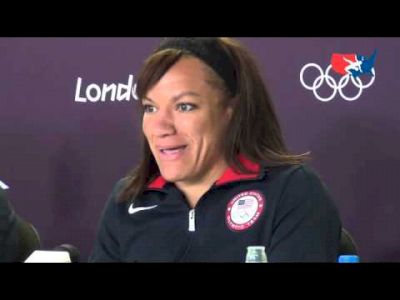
[146,155,261,190]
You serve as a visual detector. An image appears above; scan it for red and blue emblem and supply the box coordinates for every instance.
[226,190,265,231]
[331,50,377,78]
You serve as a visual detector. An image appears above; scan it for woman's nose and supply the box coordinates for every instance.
[151,108,176,137]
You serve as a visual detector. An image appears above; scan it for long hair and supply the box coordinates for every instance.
[119,38,309,202]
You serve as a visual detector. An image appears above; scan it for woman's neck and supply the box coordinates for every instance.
[175,160,228,208]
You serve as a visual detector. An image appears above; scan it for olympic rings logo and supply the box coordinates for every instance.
[300,63,376,102]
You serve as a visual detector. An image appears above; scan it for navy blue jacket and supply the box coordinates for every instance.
[90,158,341,262]
[0,188,18,262]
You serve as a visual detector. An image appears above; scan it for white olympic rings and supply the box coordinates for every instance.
[300,63,375,102]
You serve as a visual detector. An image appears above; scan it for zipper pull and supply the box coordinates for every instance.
[188,209,196,232]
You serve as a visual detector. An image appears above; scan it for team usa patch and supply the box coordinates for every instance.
[226,190,265,231]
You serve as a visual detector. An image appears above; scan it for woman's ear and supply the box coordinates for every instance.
[226,105,233,122]
[225,95,238,122]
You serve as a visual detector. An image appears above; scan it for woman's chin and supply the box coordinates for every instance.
[160,169,188,183]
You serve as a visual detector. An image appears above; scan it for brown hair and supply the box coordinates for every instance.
[119,38,309,202]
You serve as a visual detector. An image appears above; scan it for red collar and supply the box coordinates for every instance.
[146,154,262,190]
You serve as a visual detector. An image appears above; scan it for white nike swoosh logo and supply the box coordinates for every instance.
[128,204,158,215]
[0,180,9,190]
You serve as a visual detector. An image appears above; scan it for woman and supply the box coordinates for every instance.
[90,38,342,262]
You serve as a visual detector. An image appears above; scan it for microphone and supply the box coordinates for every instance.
[54,244,80,263]
[25,244,80,263]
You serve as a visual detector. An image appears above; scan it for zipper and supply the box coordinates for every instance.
[188,209,195,232]
[186,187,216,233]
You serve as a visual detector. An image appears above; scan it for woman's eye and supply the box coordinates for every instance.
[143,105,157,113]
[177,103,196,112]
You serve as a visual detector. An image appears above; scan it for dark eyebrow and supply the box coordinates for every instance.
[171,91,201,102]
[142,91,201,104]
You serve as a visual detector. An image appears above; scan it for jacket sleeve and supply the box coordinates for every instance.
[0,189,19,262]
[89,179,127,262]
[268,166,342,262]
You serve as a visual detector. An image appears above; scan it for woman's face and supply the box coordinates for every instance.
[143,57,232,185]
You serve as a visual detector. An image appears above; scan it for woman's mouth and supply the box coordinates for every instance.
[158,145,188,161]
